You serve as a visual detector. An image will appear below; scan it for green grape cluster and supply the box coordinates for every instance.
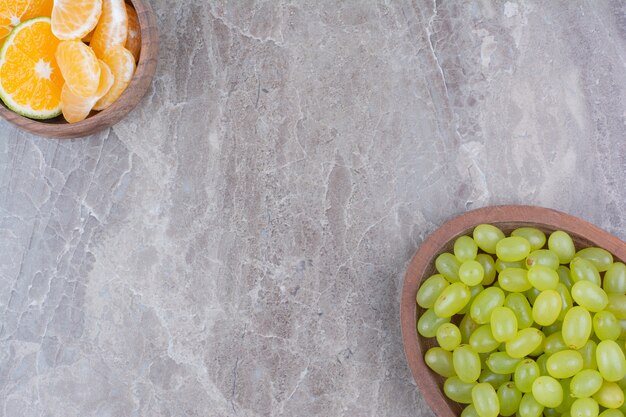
[417,224,626,417]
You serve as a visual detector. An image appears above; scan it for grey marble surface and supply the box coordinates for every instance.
[1,0,625,416]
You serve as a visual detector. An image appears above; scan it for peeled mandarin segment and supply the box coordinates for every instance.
[94,59,114,98]
[51,0,102,40]
[124,3,141,62]
[94,45,134,111]
[90,0,128,58]
[61,59,114,123]
[55,40,100,97]
[0,17,62,119]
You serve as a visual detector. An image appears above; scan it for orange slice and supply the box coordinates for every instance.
[0,0,53,42]
[0,17,63,119]
[124,3,140,62]
[61,59,113,123]
[55,40,100,98]
[90,0,127,58]
[94,45,134,111]
[51,0,102,40]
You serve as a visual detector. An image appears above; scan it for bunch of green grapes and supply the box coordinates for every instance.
[417,224,626,417]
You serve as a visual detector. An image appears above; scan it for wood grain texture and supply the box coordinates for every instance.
[400,205,626,417]
[0,0,158,139]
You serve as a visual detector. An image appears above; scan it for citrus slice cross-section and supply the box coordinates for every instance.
[61,59,113,123]
[0,17,63,119]
[125,2,140,62]
[51,0,102,40]
[94,45,134,111]
[55,40,101,98]
[90,0,127,58]
[0,0,53,42]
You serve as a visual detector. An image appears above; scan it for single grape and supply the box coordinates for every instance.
[570,257,602,286]
[462,405,480,417]
[416,274,449,308]
[455,235,478,261]
[470,325,500,353]
[570,369,603,398]
[473,224,505,254]
[592,380,624,409]
[499,268,532,293]
[459,314,479,344]
[571,281,609,312]
[525,287,542,305]
[470,286,505,324]
[479,369,511,389]
[528,265,560,291]
[518,393,544,417]
[562,306,592,349]
[555,282,573,320]
[576,247,613,272]
[598,410,624,417]
[444,376,476,404]
[544,332,568,356]
[504,293,533,329]
[417,308,450,337]
[526,249,560,270]
[570,397,599,417]
[536,354,548,376]
[472,383,500,417]
[545,349,583,379]
[593,310,621,341]
[514,358,540,393]
[453,345,481,383]
[498,381,522,416]
[506,328,544,359]
[596,339,626,382]
[434,282,471,318]
[496,236,532,262]
[532,290,562,326]
[437,323,462,351]
[476,254,497,285]
[548,231,575,264]
[557,265,574,289]
[604,262,626,294]
[577,340,598,370]
[491,306,518,342]
[512,227,546,251]
[607,294,626,320]
[486,351,522,374]
[532,376,563,408]
[460,260,485,286]
[425,347,456,377]
[436,252,461,282]
[460,284,484,315]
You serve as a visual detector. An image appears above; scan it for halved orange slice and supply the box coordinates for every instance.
[51,0,102,40]
[0,0,53,42]
[125,3,140,62]
[0,17,63,119]
[94,45,134,111]
[55,40,100,98]
[90,0,127,58]
[61,59,113,123]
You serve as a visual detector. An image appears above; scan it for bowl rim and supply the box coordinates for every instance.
[400,204,626,417]
[0,0,159,139]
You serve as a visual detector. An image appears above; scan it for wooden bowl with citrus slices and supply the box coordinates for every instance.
[0,0,158,139]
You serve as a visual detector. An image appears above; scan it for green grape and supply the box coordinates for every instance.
[470,325,500,353]
[604,262,626,294]
[497,237,532,262]
[518,393,544,417]
[562,306,592,349]
[570,398,599,417]
[462,405,480,417]
[453,345,481,383]
[434,282,471,318]
[577,340,598,370]
[499,268,532,292]
[425,347,456,377]
[491,306,518,342]
[506,328,544,358]
[544,408,559,417]
[436,252,462,282]
[512,228,547,252]
[479,369,511,389]
[598,410,624,417]
[417,274,450,308]
[532,376,563,408]
[505,293,534,329]
[528,331,546,357]
[486,351,522,374]
[570,258,602,286]
[444,376,476,404]
[528,265,560,291]
[542,322,562,337]
[544,332,568,356]
[515,359,540,393]
[620,320,626,340]
[470,287,505,324]
[570,369,603,398]
[526,249,560,270]
[473,224,506,254]
[607,294,626,320]
[576,247,614,272]
[536,354,548,375]
[571,281,609,312]
[417,308,451,337]
[558,265,574,289]
[592,380,624,409]
[437,323,462,351]
[532,290,562,326]
[460,313,480,344]
[546,349,583,378]
[460,260,485,286]
[556,283,573,320]
[596,340,626,382]
[548,231,576,264]
[498,382,523,416]
[558,378,575,413]
[472,383,500,417]
[526,287,542,305]
[460,284,485,315]
[496,259,526,273]
[476,254,497,285]
[455,235,478,261]
[593,311,621,341]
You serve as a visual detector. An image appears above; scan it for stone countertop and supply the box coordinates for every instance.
[1,1,625,416]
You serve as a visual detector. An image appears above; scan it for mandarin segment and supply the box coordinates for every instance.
[90,0,127,58]
[94,45,134,111]
[125,2,140,61]
[61,59,113,123]
[55,40,100,97]
[51,0,102,40]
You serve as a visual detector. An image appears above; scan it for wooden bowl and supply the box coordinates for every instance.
[400,205,626,417]
[0,0,158,139]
